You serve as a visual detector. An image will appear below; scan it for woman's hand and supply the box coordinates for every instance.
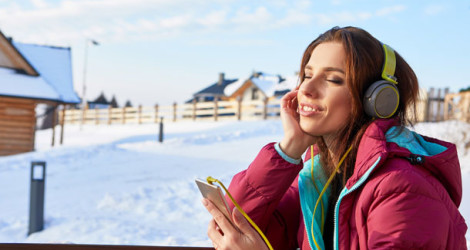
[279,90,317,159]
[202,198,269,250]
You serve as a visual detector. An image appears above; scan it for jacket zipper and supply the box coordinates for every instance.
[333,156,381,250]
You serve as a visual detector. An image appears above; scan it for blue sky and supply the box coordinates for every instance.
[0,0,469,106]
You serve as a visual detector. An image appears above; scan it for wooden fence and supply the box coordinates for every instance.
[59,88,470,126]
[60,99,281,125]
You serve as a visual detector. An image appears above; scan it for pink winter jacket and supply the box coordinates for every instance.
[227,119,467,249]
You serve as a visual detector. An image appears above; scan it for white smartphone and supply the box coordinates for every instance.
[195,178,234,225]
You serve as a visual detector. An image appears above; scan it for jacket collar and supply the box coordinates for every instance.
[346,119,462,206]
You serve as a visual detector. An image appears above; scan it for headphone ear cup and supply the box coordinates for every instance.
[363,80,400,118]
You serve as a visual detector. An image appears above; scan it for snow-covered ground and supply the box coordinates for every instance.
[0,119,469,246]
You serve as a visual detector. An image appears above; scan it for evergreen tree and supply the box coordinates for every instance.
[125,100,133,107]
[110,95,119,108]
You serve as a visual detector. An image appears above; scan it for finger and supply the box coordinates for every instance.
[202,198,236,233]
[207,218,224,243]
[290,95,298,111]
[281,91,297,109]
[208,219,223,238]
[232,207,257,237]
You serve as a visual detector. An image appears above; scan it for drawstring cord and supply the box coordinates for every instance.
[206,176,274,250]
[311,145,353,250]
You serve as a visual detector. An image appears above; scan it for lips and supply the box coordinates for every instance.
[298,103,323,116]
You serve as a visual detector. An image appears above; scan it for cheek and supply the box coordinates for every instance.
[330,91,353,122]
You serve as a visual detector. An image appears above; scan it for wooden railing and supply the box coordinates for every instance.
[58,88,470,126]
[60,99,282,125]
[0,244,213,250]
[444,91,470,122]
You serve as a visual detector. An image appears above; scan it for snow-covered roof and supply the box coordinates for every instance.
[249,72,298,97]
[223,72,299,98]
[250,73,280,97]
[0,41,80,103]
[194,78,238,97]
[277,75,299,92]
[223,78,245,96]
[0,67,61,100]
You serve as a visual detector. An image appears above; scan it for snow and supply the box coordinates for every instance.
[223,78,246,97]
[251,73,282,97]
[0,67,60,101]
[0,42,80,103]
[0,119,469,246]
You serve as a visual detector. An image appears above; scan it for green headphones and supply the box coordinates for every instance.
[363,44,400,119]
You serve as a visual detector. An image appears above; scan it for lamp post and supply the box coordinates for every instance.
[80,39,100,129]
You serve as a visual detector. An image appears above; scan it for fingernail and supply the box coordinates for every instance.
[201,198,208,206]
[233,207,241,219]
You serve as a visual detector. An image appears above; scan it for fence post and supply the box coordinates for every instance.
[193,99,197,121]
[81,103,88,126]
[237,97,242,121]
[60,105,66,145]
[263,97,268,120]
[425,88,434,122]
[95,107,99,125]
[138,105,143,124]
[154,104,159,123]
[214,98,218,121]
[29,161,46,236]
[441,88,449,121]
[122,107,126,124]
[108,106,112,125]
[436,88,442,121]
[173,102,177,122]
[51,105,58,147]
[159,117,164,143]
[444,94,450,121]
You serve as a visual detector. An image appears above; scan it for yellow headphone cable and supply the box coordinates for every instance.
[206,176,274,250]
[206,145,352,250]
[311,145,353,250]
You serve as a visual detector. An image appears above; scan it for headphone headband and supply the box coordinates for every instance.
[381,44,398,84]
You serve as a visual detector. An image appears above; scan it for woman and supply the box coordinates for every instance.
[202,26,467,249]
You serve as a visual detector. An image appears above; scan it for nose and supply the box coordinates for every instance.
[299,76,321,99]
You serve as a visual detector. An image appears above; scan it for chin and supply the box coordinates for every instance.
[299,120,323,137]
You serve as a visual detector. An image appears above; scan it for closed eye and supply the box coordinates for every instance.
[327,78,343,84]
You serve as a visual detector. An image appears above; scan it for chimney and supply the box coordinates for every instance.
[218,72,225,85]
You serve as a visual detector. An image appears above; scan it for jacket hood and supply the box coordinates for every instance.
[350,119,462,207]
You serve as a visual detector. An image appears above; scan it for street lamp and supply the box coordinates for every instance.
[80,39,100,128]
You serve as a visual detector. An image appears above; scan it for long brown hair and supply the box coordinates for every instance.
[299,26,419,188]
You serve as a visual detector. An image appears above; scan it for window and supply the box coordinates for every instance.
[251,88,259,100]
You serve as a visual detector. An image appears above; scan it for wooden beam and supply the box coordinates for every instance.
[0,126,34,134]
[0,119,35,127]
[0,96,36,104]
[0,31,39,76]
[0,132,33,140]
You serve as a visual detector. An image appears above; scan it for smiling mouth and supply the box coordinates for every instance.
[298,103,323,116]
[301,105,318,112]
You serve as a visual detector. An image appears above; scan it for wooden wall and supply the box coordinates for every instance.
[0,96,36,156]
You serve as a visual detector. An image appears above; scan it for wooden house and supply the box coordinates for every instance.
[225,71,298,102]
[189,73,240,103]
[0,31,80,156]
[189,72,298,104]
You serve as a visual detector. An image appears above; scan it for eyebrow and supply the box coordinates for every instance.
[305,65,345,74]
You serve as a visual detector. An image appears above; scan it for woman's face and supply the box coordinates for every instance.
[297,42,352,142]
